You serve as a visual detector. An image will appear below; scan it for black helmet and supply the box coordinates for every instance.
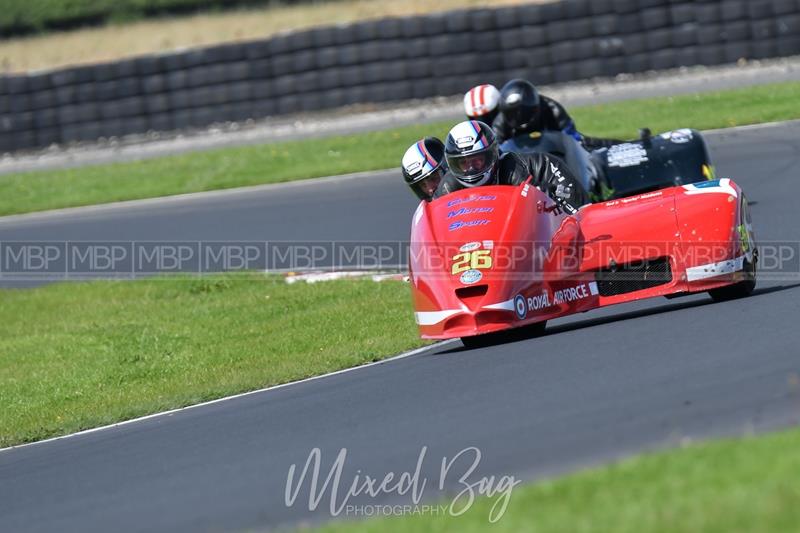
[444,120,499,188]
[401,137,446,201]
[499,79,541,130]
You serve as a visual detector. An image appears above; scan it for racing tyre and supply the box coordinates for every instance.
[708,254,757,302]
[461,321,547,349]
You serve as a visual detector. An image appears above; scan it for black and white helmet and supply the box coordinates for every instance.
[401,137,446,201]
[444,120,499,188]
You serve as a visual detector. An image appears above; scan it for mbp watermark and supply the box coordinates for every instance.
[0,240,798,282]
[285,446,520,523]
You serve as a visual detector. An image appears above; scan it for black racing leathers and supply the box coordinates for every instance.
[433,152,589,213]
[492,95,622,150]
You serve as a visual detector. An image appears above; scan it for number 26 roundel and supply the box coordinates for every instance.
[451,250,492,275]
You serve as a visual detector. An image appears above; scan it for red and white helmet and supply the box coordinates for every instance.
[463,84,501,123]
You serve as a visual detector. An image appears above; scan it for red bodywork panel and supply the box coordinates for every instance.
[409,179,752,339]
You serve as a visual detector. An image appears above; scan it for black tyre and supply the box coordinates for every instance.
[444,11,470,33]
[709,253,757,302]
[751,20,777,41]
[708,198,758,302]
[612,0,638,14]
[670,4,695,25]
[30,89,55,110]
[646,29,673,52]
[673,24,699,48]
[640,7,669,31]
[696,4,721,24]
[593,15,618,36]
[720,0,747,21]
[470,9,496,32]
[461,321,547,350]
[589,0,612,15]
[312,27,337,47]
[519,4,544,25]
[288,30,314,50]
[494,6,520,29]
[724,42,751,63]
[245,40,271,60]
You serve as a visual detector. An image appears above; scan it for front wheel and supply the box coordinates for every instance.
[461,321,547,349]
[708,253,757,302]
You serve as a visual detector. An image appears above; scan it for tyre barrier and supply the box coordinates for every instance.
[1,0,799,153]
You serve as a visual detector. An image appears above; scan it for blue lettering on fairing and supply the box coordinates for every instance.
[449,220,491,231]
[447,207,494,218]
[446,195,497,207]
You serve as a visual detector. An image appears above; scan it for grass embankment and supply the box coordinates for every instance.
[314,427,800,533]
[0,276,426,447]
[2,82,799,217]
[0,0,533,72]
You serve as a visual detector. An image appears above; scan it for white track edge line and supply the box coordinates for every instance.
[0,339,458,454]
[0,119,798,226]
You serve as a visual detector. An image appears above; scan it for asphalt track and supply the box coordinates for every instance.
[2,122,800,532]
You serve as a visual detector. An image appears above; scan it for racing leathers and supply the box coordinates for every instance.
[433,151,589,214]
[492,95,622,150]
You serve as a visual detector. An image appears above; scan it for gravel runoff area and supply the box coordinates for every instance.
[1,55,799,176]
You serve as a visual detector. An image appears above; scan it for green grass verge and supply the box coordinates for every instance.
[313,427,800,533]
[1,0,279,35]
[0,276,426,447]
[1,81,799,217]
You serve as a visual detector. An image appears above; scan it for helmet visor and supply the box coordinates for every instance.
[506,103,540,129]
[447,146,498,179]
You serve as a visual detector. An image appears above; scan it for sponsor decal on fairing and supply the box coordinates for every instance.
[527,282,599,311]
[603,190,663,207]
[513,294,527,319]
[682,178,738,198]
[686,255,745,281]
[447,195,496,207]
[451,248,492,281]
[459,241,482,253]
[448,207,494,218]
[449,220,491,231]
[526,290,551,311]
[483,282,600,317]
[607,143,649,168]
[660,129,693,144]
[459,269,483,284]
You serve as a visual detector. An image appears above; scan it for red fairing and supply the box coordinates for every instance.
[410,179,752,339]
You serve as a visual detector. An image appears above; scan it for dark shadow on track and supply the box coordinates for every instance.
[438,282,800,353]
[546,299,714,337]
[545,282,800,337]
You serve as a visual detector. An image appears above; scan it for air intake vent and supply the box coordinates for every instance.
[455,284,488,300]
[595,257,672,296]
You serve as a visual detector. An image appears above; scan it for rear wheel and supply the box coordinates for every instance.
[708,253,757,302]
[461,321,547,349]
